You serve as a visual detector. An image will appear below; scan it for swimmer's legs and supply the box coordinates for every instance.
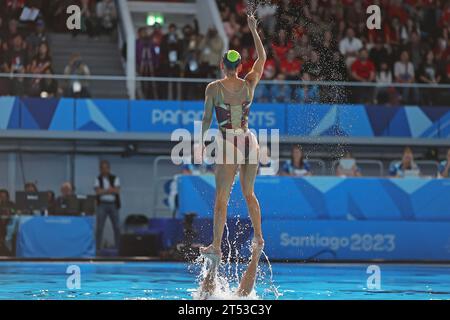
[200,163,238,257]
[237,240,264,297]
[240,162,264,246]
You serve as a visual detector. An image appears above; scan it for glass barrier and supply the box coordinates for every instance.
[1,73,450,106]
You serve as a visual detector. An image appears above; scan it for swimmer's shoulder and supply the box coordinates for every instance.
[205,80,221,96]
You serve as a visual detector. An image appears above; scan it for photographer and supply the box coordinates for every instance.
[63,53,91,98]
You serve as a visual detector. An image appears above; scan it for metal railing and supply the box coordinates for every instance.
[2,73,450,106]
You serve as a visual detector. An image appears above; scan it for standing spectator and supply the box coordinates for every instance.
[73,0,98,38]
[369,37,391,71]
[351,48,376,103]
[95,160,121,251]
[438,149,450,178]
[418,50,441,105]
[339,27,363,67]
[199,27,224,78]
[28,42,52,96]
[389,147,421,178]
[281,145,312,177]
[96,0,117,36]
[6,34,27,96]
[394,50,419,104]
[63,53,91,98]
[160,23,182,99]
[136,27,159,99]
[375,62,396,105]
[39,68,59,98]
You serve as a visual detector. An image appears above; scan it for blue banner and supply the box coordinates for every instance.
[16,216,95,258]
[2,97,450,138]
[263,220,450,261]
[177,176,450,221]
[177,176,450,261]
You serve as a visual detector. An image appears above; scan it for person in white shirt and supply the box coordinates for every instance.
[94,160,121,251]
[374,61,396,104]
[339,27,363,67]
[394,50,419,104]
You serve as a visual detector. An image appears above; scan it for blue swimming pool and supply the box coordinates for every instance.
[0,262,449,300]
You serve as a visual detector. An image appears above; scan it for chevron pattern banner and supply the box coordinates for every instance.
[177,176,450,221]
[1,97,450,138]
[177,175,450,261]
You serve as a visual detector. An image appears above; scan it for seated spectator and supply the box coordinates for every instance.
[96,0,117,36]
[26,19,50,56]
[0,189,15,216]
[280,49,302,80]
[56,182,74,203]
[394,50,419,104]
[336,152,362,177]
[438,149,450,178]
[271,73,292,103]
[238,47,255,78]
[258,145,278,176]
[63,53,91,98]
[24,182,38,193]
[389,147,421,178]
[351,48,376,103]
[418,50,441,106]
[281,145,312,177]
[294,72,319,104]
[339,27,363,67]
[271,29,292,63]
[302,50,322,81]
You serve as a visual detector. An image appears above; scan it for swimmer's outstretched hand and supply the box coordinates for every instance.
[247,14,258,31]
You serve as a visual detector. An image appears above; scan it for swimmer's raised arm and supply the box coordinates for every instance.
[245,15,267,89]
[201,83,215,143]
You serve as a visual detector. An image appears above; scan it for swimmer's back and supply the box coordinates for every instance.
[208,78,255,132]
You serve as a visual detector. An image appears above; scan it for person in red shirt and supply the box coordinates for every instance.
[351,48,375,82]
[239,47,255,78]
[280,48,302,80]
[351,48,375,103]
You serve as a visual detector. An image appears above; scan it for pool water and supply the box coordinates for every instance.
[0,262,449,300]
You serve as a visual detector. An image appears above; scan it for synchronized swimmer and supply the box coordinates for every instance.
[199,14,267,298]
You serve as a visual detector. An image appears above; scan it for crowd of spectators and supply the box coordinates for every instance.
[0,159,121,255]
[214,0,450,105]
[0,0,116,98]
[135,20,225,100]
